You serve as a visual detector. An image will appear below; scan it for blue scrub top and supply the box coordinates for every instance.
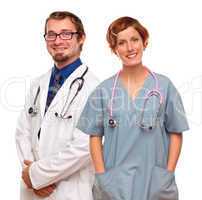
[77,72,189,200]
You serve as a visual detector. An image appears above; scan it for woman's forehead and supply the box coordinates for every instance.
[116,26,141,40]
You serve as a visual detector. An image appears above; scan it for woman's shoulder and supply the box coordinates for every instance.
[153,72,179,98]
[154,72,174,87]
[154,72,169,81]
[88,74,116,98]
[94,74,116,90]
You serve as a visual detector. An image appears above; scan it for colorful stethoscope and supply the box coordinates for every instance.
[28,66,88,119]
[108,67,164,130]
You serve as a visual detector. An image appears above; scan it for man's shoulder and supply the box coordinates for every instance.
[30,69,52,85]
[85,70,99,83]
[84,69,100,94]
[81,63,99,86]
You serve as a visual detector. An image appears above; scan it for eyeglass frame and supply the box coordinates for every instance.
[44,31,79,41]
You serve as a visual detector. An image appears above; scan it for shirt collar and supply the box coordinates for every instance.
[53,58,82,80]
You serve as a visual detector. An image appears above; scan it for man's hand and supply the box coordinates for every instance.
[33,184,56,198]
[22,160,57,197]
[22,160,33,188]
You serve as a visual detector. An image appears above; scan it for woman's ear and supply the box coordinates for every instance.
[144,39,148,50]
[114,48,119,56]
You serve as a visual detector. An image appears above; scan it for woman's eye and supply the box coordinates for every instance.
[132,38,139,42]
[118,41,124,45]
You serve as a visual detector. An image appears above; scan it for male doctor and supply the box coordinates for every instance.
[16,11,98,200]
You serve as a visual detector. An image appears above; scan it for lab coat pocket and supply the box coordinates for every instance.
[149,166,178,200]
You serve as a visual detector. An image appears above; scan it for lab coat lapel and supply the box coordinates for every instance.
[39,69,52,117]
[47,64,87,114]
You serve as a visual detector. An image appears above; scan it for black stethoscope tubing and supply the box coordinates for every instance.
[28,66,88,119]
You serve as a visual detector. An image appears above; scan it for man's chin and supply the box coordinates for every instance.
[53,54,69,63]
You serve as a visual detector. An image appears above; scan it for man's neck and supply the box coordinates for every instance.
[55,57,80,70]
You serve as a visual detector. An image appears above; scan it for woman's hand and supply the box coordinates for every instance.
[90,135,105,173]
[167,132,183,172]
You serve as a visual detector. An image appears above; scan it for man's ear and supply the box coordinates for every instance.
[79,34,86,44]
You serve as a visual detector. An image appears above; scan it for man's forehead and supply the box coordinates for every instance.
[46,18,76,31]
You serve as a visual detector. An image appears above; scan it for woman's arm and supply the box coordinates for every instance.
[90,135,105,173]
[167,133,183,172]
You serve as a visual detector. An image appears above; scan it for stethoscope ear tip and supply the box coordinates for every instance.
[55,112,58,117]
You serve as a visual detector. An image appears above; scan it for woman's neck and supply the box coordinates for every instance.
[120,63,147,83]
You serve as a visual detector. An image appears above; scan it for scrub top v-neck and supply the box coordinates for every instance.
[117,71,151,103]
[77,72,189,200]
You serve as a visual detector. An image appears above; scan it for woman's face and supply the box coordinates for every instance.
[114,26,147,67]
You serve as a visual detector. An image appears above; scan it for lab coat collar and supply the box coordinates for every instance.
[39,64,87,117]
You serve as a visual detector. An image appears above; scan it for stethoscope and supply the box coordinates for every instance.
[28,66,88,119]
[28,86,40,117]
[108,67,163,130]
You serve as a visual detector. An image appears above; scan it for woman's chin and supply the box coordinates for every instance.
[123,60,142,68]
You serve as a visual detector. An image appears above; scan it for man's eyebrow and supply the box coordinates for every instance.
[47,29,75,33]
[60,29,75,32]
[47,30,55,33]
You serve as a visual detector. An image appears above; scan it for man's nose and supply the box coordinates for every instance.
[54,35,63,44]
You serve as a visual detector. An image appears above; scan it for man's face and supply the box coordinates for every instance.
[45,18,85,68]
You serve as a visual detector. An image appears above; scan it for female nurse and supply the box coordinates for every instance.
[77,16,189,200]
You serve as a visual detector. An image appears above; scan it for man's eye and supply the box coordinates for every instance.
[61,32,71,36]
[47,33,56,37]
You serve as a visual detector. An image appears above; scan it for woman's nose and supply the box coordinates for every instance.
[126,42,134,51]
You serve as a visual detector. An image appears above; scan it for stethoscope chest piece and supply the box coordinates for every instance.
[28,86,40,117]
[28,106,38,117]
[140,123,153,131]
[108,118,117,128]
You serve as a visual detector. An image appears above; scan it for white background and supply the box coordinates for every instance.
[0,0,201,199]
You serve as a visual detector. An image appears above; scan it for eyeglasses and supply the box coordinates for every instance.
[44,31,79,41]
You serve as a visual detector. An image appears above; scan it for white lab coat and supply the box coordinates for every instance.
[16,64,99,200]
